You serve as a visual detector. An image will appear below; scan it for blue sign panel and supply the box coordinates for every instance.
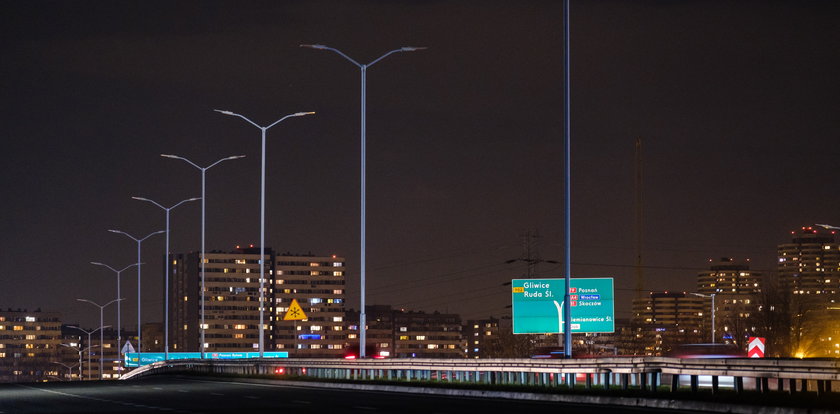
[125,351,289,367]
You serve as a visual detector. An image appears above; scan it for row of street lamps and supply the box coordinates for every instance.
[72,44,425,375]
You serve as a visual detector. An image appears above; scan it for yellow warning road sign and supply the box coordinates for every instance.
[283,299,308,321]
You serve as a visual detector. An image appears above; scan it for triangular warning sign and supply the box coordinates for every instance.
[121,340,135,354]
[283,299,308,321]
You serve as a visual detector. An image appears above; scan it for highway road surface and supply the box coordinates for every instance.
[0,376,690,414]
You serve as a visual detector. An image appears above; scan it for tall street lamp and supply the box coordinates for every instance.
[75,297,123,380]
[67,326,107,380]
[161,154,245,357]
[132,196,200,360]
[108,229,164,357]
[690,292,716,343]
[300,43,425,358]
[59,343,86,381]
[90,261,140,373]
[214,109,314,357]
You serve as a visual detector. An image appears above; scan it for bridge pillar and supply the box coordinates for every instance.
[690,375,699,393]
[670,374,679,392]
[711,375,719,394]
[762,377,769,393]
[640,372,647,391]
[734,376,743,394]
[802,379,809,393]
[603,372,611,389]
[621,373,629,390]
[651,372,659,392]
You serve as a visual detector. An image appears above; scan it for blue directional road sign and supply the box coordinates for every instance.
[511,277,614,334]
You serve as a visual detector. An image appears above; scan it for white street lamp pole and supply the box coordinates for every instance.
[74,297,122,381]
[90,261,140,375]
[300,43,425,358]
[132,197,200,360]
[161,154,245,357]
[108,229,164,358]
[59,343,84,380]
[67,326,107,380]
[690,292,716,343]
[214,109,314,358]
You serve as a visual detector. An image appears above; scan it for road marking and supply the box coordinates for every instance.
[15,384,174,411]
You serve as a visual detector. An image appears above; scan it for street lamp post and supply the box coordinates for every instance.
[132,197,200,360]
[690,292,716,343]
[77,299,123,380]
[68,323,112,380]
[214,109,314,357]
[51,361,78,381]
[108,229,165,357]
[161,154,245,358]
[59,343,84,380]
[90,261,140,374]
[300,43,425,358]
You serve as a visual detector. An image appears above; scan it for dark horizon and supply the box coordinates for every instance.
[2,0,839,330]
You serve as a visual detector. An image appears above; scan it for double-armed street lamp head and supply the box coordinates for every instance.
[300,43,425,358]
[213,108,315,358]
[160,153,246,358]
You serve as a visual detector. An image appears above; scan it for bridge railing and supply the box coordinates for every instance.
[121,356,839,395]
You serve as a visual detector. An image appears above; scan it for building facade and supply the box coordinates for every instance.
[777,227,840,357]
[0,309,62,382]
[170,247,346,355]
[346,305,465,358]
[274,254,346,357]
[696,257,761,347]
[631,292,704,356]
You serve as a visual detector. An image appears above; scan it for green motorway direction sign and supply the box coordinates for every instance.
[511,278,614,334]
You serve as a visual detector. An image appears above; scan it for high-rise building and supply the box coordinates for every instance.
[274,254,346,357]
[170,247,346,355]
[777,227,840,357]
[696,257,761,346]
[778,226,840,301]
[631,292,704,356]
[0,309,62,382]
[171,246,272,352]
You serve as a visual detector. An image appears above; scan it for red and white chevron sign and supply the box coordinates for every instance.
[748,337,766,358]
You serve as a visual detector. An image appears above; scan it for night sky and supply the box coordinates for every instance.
[2,1,839,330]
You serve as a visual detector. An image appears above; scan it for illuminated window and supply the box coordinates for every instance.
[25,335,35,340]
[333,290,343,294]
[25,317,36,322]
[309,262,320,267]
[333,271,343,276]
[25,344,34,349]
[13,326,23,331]
[184,296,188,302]
[348,334,357,339]
[310,326,322,331]
[183,325,188,331]
[332,316,343,322]
[427,344,438,349]
[416,335,426,340]
[333,262,342,267]
[234,324,247,330]
[234,334,244,339]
